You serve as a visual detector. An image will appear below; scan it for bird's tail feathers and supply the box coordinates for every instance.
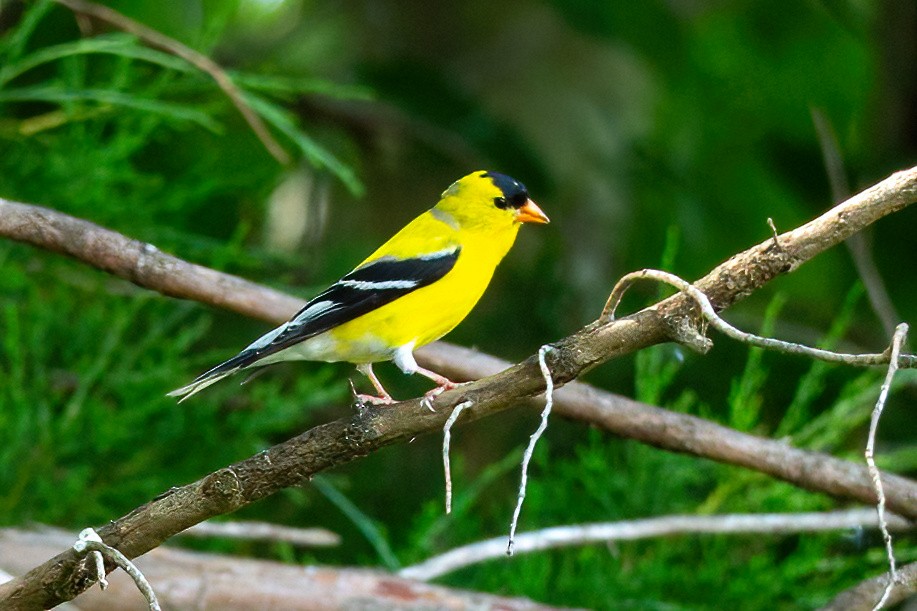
[167,350,258,402]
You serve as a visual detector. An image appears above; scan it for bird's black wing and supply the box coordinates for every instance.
[191,247,461,377]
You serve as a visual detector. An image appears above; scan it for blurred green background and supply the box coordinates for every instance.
[0,0,915,608]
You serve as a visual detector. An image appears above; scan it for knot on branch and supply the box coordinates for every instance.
[705,246,801,311]
[202,468,243,508]
[665,315,712,354]
[758,244,799,275]
[338,414,381,455]
[531,343,576,386]
[61,561,99,602]
[131,241,161,284]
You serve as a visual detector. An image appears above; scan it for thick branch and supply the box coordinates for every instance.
[0,167,915,608]
[0,200,301,322]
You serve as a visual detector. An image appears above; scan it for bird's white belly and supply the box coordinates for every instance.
[258,331,395,366]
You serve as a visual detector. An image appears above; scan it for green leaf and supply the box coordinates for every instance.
[0,87,221,132]
[776,283,864,436]
[244,91,363,195]
[0,0,56,62]
[0,33,193,88]
[727,293,786,431]
[313,476,400,570]
[231,72,374,101]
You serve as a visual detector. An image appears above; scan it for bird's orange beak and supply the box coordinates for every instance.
[515,199,550,224]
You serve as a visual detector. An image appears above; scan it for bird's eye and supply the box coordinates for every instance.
[493,196,508,209]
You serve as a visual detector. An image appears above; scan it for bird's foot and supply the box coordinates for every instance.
[356,393,396,406]
[420,380,465,412]
[349,378,395,408]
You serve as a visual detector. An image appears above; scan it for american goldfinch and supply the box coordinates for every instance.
[169,171,549,404]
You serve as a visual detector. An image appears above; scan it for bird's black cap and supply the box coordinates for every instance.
[484,171,529,209]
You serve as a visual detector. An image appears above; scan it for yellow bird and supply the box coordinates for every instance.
[169,171,549,404]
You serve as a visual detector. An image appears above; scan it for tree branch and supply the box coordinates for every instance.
[811,108,901,336]
[72,528,161,610]
[400,509,914,581]
[601,269,914,367]
[0,166,915,608]
[0,199,302,322]
[179,520,340,547]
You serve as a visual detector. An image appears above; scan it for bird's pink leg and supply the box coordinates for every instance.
[413,365,459,392]
[393,345,463,410]
[415,366,461,410]
[355,363,395,405]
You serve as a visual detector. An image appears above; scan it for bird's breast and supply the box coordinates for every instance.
[326,233,514,361]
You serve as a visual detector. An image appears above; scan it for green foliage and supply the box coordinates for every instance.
[0,247,344,525]
[0,0,354,534]
[312,475,400,570]
[0,2,364,200]
[728,293,786,432]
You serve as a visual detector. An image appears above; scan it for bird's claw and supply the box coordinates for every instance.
[421,380,467,412]
[357,393,395,406]
[350,377,395,408]
[349,378,365,409]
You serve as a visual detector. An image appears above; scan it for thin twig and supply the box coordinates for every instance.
[811,108,901,336]
[601,269,917,369]
[767,217,780,247]
[400,509,913,581]
[507,345,555,556]
[53,0,291,164]
[442,401,473,514]
[866,323,908,610]
[73,528,160,611]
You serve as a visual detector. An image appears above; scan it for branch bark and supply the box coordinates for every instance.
[0,166,915,608]
[820,561,917,611]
